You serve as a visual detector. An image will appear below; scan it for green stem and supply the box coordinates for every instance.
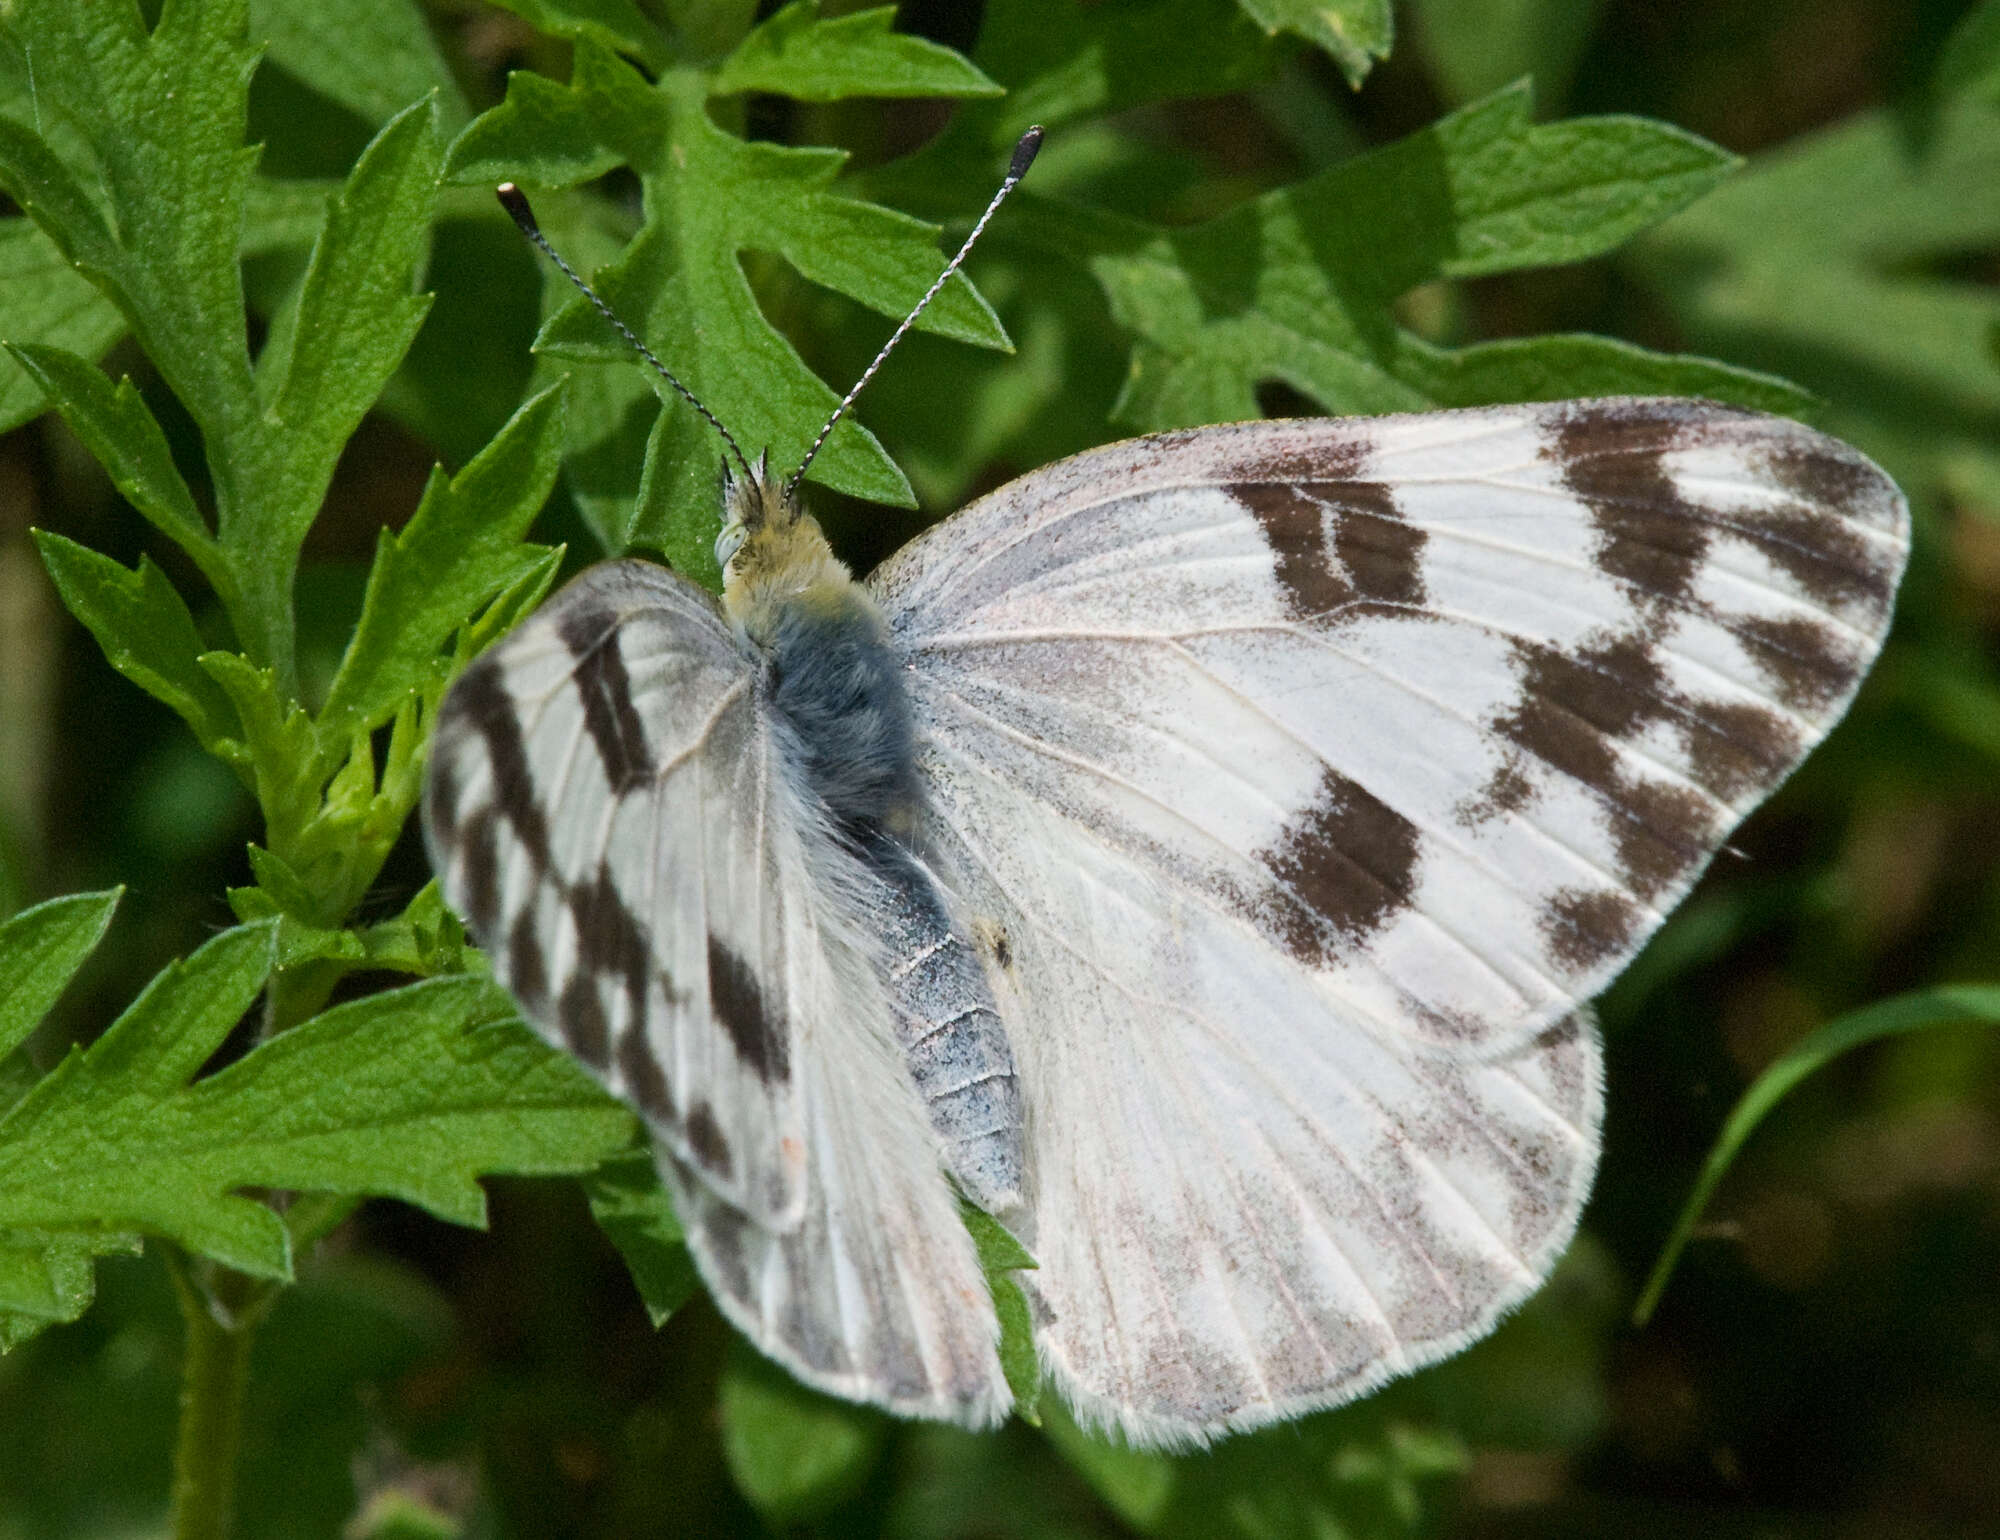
[166,1250,273,1540]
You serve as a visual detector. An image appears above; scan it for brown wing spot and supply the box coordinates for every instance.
[1257,767,1422,964]
[1551,405,1711,609]
[616,1019,674,1121]
[1542,887,1641,971]
[558,974,611,1071]
[570,863,655,1018]
[1735,496,1899,617]
[506,905,548,1009]
[1229,460,1427,620]
[1734,614,1856,715]
[456,806,503,938]
[685,1099,733,1179]
[449,656,553,873]
[557,602,657,792]
[708,937,790,1084]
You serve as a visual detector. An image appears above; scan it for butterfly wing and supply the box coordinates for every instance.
[424,560,1007,1422]
[869,399,1906,1443]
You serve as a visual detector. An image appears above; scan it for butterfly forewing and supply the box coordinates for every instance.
[423,559,1009,1422]
[870,398,1905,1443]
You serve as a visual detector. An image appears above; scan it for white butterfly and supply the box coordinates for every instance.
[421,142,1908,1449]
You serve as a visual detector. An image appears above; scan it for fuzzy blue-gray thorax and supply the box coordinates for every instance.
[718,458,918,834]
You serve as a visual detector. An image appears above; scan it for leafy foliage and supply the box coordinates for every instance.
[0,0,1994,1537]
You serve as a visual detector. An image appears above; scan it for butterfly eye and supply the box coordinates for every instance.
[715,520,748,568]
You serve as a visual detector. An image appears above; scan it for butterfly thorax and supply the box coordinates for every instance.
[720,465,1025,1215]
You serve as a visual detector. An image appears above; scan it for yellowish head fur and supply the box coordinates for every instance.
[718,455,855,641]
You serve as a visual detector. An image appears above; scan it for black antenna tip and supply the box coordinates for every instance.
[1009,126,1043,181]
[495,183,540,239]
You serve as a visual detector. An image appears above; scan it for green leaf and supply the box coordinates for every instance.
[0,1232,139,1351]
[0,945,633,1282]
[1052,82,1741,428]
[0,218,128,433]
[484,0,668,69]
[712,3,1002,102]
[0,924,283,1273]
[960,1202,1041,1424]
[250,0,471,129]
[31,532,241,756]
[1414,0,1606,108]
[1634,984,2000,1326]
[449,43,1013,556]
[1935,0,2000,106]
[579,1147,697,1327]
[1626,96,2000,505]
[1236,0,1391,89]
[319,382,566,740]
[720,1336,889,1525]
[0,889,122,1057]
[259,97,442,542]
[7,343,224,590]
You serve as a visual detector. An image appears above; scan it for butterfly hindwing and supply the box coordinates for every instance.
[870,398,1905,1443]
[424,559,1008,1421]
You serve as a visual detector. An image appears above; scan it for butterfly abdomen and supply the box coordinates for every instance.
[753,572,1024,1213]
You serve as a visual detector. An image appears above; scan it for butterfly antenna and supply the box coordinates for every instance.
[495,183,756,484]
[784,126,1043,499]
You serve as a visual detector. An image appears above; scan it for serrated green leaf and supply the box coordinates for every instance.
[0,937,631,1286]
[485,0,668,69]
[0,889,122,1057]
[199,651,326,838]
[0,1232,138,1351]
[712,2,1001,102]
[1236,0,1391,88]
[0,219,128,433]
[720,1335,889,1525]
[261,97,441,531]
[7,343,223,587]
[449,43,1012,553]
[165,977,634,1230]
[579,1147,697,1326]
[1635,984,2000,1326]
[31,532,241,755]
[867,0,1285,213]
[251,0,471,129]
[0,924,283,1274]
[1050,82,1739,428]
[319,383,566,740]
[1626,97,2000,503]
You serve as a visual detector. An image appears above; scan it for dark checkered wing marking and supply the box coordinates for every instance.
[868,398,1905,1446]
[423,560,807,1226]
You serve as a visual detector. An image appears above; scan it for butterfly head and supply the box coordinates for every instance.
[718,450,853,636]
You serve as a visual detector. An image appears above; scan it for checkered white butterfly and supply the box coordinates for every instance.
[422,130,1908,1448]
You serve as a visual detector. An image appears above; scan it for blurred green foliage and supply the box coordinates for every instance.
[0,0,1995,1536]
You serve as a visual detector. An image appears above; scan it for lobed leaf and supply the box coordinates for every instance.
[7,344,223,590]
[30,533,241,757]
[449,41,1014,563]
[250,0,471,129]
[319,382,566,741]
[1235,0,1392,89]
[712,2,1002,102]
[0,889,122,1057]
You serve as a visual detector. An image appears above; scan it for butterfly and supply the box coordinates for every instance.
[421,132,1909,1448]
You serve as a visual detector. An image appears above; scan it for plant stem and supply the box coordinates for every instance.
[166,1249,272,1540]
